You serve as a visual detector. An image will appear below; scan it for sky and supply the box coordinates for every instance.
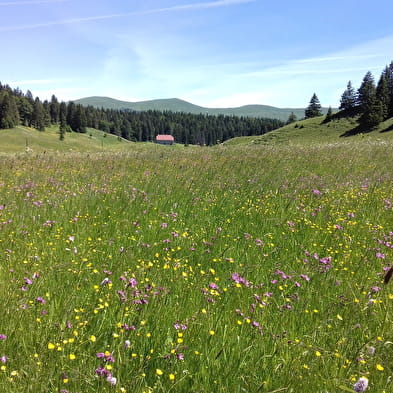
[1,0,393,108]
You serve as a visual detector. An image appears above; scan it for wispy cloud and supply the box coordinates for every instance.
[0,0,68,5]
[8,79,64,86]
[0,0,254,31]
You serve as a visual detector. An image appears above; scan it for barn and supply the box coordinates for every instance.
[155,134,175,145]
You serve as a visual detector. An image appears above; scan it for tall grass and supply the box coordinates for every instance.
[0,140,392,393]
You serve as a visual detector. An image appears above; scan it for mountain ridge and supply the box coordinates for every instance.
[73,96,330,122]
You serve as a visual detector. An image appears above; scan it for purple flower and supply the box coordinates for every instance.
[128,278,138,288]
[35,296,46,304]
[353,377,368,392]
[0,335,6,340]
[0,356,8,363]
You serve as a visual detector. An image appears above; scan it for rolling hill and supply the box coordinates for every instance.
[73,96,331,122]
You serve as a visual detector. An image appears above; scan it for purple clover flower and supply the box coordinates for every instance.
[353,377,368,392]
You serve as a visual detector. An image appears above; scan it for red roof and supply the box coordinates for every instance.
[156,134,174,141]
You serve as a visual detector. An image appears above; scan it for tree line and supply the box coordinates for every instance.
[303,60,393,128]
[0,82,283,145]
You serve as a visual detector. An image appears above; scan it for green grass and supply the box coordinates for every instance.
[0,122,393,392]
[0,126,136,153]
[249,116,393,145]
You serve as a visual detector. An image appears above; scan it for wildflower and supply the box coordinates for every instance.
[0,356,7,363]
[106,374,117,385]
[156,369,163,376]
[353,377,368,392]
[376,364,384,371]
[0,335,6,340]
[100,277,111,286]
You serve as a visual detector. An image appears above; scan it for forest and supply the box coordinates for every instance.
[0,83,283,145]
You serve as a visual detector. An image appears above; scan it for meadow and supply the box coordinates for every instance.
[0,139,393,393]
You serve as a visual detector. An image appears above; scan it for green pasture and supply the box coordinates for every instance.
[0,126,392,392]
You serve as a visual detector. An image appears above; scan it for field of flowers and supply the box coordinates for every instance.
[0,140,392,393]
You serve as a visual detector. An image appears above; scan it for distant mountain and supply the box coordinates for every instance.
[73,96,331,122]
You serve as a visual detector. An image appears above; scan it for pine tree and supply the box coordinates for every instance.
[357,71,381,128]
[323,106,333,123]
[386,61,393,117]
[305,93,322,118]
[286,112,297,124]
[31,97,46,130]
[339,81,357,111]
[376,72,389,121]
[0,91,19,128]
[50,95,60,124]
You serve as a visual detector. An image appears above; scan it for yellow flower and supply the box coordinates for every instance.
[315,351,321,357]
[209,330,215,336]
[156,369,163,376]
[169,373,175,381]
[89,335,96,342]
[69,353,76,360]
[376,364,384,371]
[48,343,55,350]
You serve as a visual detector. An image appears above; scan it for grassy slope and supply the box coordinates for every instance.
[0,126,137,154]
[224,115,393,145]
[2,115,393,153]
[74,96,325,121]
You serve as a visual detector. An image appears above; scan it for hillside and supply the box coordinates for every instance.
[73,96,331,122]
[0,126,134,153]
[223,114,393,145]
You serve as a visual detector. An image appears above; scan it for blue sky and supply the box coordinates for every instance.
[1,0,393,108]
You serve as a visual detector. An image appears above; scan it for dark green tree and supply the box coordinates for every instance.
[31,97,46,130]
[305,93,322,118]
[376,72,389,121]
[0,91,19,128]
[386,61,393,117]
[50,95,60,124]
[16,96,33,126]
[357,71,381,128]
[323,106,333,123]
[339,81,357,111]
[286,112,297,124]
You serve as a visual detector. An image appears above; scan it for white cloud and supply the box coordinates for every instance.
[0,0,255,31]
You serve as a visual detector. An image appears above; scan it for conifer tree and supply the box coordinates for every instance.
[357,71,381,128]
[31,97,46,130]
[376,72,389,121]
[0,91,19,128]
[305,93,322,118]
[386,61,393,117]
[339,81,357,111]
[323,106,333,123]
[286,112,297,124]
